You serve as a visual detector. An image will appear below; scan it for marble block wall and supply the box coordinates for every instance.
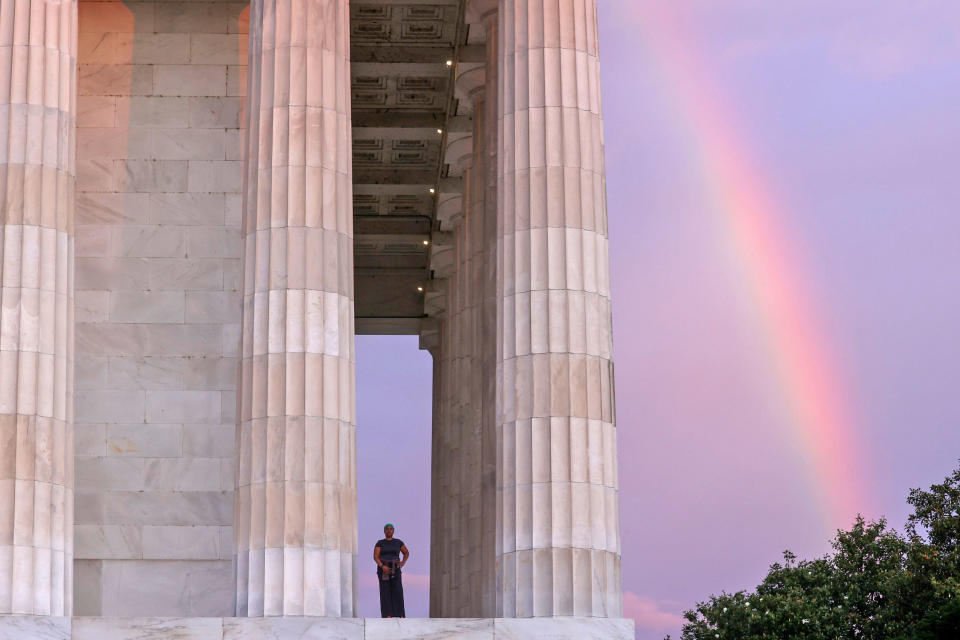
[72,0,249,616]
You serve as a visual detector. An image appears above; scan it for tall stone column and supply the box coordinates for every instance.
[496,0,622,617]
[427,328,447,615]
[461,30,500,617]
[425,0,502,619]
[428,6,500,612]
[478,7,499,619]
[431,119,475,618]
[235,0,357,617]
[0,0,77,617]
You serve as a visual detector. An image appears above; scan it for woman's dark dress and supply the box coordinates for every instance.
[375,538,405,617]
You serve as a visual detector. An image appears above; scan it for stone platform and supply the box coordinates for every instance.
[0,616,635,639]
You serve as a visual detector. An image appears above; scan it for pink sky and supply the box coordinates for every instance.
[355,3,960,638]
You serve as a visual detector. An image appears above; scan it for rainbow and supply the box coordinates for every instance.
[623,3,872,528]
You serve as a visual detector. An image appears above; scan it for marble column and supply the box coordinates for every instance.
[428,8,499,612]
[426,0,503,618]
[427,327,447,615]
[428,280,454,617]
[0,0,77,617]
[496,0,622,617]
[478,6,499,619]
[431,114,475,618]
[235,0,357,617]
[458,75,484,617]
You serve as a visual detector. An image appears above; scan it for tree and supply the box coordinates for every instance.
[675,461,960,640]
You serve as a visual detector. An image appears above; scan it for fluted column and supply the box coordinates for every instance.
[462,48,500,618]
[430,270,456,617]
[0,0,77,617]
[428,331,447,615]
[479,8,499,618]
[427,0,501,618]
[429,11,502,613]
[435,142,474,617]
[235,0,357,617]
[496,0,622,617]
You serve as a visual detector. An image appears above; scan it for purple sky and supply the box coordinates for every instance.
[355,2,960,637]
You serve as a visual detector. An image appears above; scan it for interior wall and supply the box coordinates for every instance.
[72,0,248,615]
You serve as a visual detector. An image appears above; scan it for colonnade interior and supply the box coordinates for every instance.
[1,0,621,622]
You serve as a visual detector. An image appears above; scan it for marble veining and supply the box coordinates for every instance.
[365,618,494,640]
[221,617,364,640]
[72,617,223,640]
[0,616,70,640]
[1,617,634,640]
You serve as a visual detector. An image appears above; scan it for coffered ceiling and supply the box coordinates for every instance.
[350,0,469,334]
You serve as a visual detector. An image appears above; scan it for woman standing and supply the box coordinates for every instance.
[374,523,410,617]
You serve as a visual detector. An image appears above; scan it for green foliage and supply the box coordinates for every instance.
[674,461,960,640]
[910,597,960,640]
[906,464,960,554]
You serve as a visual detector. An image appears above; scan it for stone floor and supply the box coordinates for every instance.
[0,616,635,639]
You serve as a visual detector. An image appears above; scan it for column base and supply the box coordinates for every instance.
[0,615,635,639]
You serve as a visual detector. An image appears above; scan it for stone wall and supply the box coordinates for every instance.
[72,0,248,616]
